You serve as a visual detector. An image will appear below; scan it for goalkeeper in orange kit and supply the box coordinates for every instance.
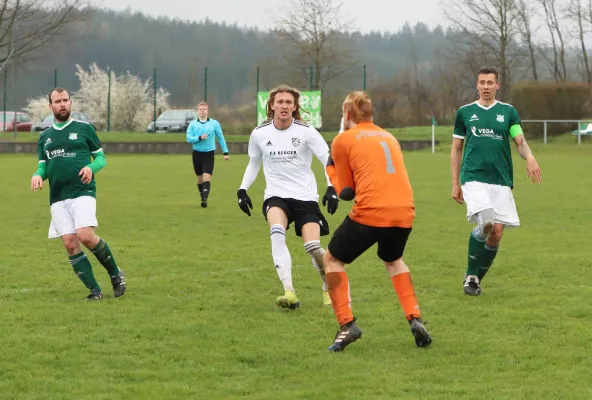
[324,91,432,352]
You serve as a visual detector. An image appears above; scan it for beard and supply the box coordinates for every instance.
[53,108,70,123]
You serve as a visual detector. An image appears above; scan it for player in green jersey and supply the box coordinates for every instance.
[450,68,542,296]
[30,88,126,301]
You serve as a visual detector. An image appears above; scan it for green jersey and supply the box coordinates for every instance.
[453,101,522,188]
[37,119,103,205]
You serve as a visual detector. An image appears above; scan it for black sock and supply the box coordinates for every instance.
[202,181,211,200]
[197,183,204,194]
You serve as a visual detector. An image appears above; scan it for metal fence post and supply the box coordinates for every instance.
[153,68,157,129]
[256,66,260,124]
[543,121,547,144]
[363,64,367,91]
[107,68,111,132]
[3,68,6,134]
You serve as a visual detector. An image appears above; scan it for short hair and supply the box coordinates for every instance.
[477,67,499,82]
[197,102,208,108]
[343,91,373,124]
[265,84,306,121]
[48,87,69,104]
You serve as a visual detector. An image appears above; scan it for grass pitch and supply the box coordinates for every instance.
[1,141,591,399]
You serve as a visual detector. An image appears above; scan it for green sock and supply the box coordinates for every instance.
[466,227,486,277]
[478,243,499,281]
[90,238,120,277]
[69,252,101,292]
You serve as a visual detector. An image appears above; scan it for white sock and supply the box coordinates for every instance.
[305,240,328,291]
[270,224,294,293]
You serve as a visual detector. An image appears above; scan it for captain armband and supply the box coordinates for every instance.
[509,124,523,138]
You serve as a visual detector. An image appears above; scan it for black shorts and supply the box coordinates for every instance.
[262,197,330,237]
[192,150,215,175]
[328,216,412,264]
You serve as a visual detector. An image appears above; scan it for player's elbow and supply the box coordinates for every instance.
[512,135,525,147]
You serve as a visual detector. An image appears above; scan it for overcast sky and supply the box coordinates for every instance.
[94,0,446,33]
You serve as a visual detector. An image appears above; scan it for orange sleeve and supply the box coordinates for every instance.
[330,135,355,197]
[326,136,341,189]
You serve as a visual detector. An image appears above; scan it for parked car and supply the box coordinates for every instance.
[0,111,33,132]
[31,112,97,132]
[147,109,197,133]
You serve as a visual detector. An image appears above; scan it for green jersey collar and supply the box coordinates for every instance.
[475,100,498,111]
[53,118,74,130]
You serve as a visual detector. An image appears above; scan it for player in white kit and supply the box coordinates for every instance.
[237,85,339,309]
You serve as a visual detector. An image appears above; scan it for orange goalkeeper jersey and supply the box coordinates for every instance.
[326,122,415,228]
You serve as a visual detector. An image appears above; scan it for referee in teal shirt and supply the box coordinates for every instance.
[186,102,229,208]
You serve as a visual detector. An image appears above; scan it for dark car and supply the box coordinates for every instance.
[147,109,197,133]
[0,111,33,132]
[31,112,97,132]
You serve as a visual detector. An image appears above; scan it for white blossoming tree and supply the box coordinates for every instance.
[23,95,51,122]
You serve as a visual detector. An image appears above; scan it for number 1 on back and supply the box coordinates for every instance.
[379,140,396,174]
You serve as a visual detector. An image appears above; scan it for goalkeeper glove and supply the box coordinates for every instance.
[322,186,339,215]
[237,189,253,217]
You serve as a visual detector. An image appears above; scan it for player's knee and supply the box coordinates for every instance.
[488,225,504,245]
[385,259,408,276]
[76,230,95,247]
[323,248,338,264]
[324,250,343,273]
[62,235,80,255]
[477,208,495,237]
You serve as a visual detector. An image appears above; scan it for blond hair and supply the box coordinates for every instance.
[266,85,307,121]
[343,91,373,124]
[197,102,208,108]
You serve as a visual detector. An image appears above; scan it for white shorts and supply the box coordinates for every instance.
[461,181,520,227]
[48,196,98,239]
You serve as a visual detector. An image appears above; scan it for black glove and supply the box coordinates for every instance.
[237,189,253,217]
[339,187,355,201]
[322,186,339,215]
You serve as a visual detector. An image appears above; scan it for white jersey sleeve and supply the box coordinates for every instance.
[239,131,262,190]
[305,126,330,158]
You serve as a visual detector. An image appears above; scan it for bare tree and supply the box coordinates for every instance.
[442,0,520,101]
[0,0,88,69]
[539,0,567,81]
[566,0,591,82]
[270,0,358,91]
[516,0,540,81]
[432,45,473,120]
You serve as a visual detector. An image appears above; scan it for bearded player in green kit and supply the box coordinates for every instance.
[31,88,126,301]
[450,68,542,296]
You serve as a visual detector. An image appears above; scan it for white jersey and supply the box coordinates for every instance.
[245,119,330,202]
